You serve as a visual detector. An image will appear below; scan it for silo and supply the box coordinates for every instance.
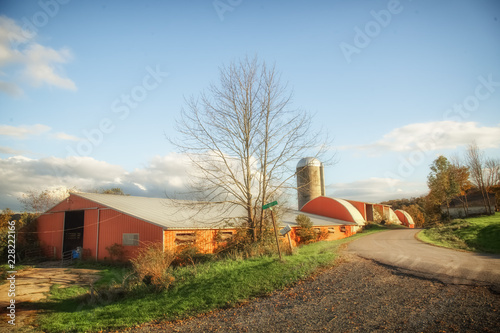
[296,157,325,210]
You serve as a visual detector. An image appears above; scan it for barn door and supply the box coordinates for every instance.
[63,211,85,253]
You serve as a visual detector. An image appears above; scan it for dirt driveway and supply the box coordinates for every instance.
[0,264,100,330]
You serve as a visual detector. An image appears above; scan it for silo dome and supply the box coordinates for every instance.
[297,157,322,168]
[296,157,325,209]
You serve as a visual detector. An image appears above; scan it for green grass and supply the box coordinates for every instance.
[36,226,386,332]
[418,212,500,254]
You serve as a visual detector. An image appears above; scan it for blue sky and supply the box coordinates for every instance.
[1,0,499,212]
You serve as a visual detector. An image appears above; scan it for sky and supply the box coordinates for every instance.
[1,0,499,212]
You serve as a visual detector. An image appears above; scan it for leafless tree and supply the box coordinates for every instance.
[485,158,500,190]
[19,187,75,214]
[465,142,492,214]
[170,57,329,240]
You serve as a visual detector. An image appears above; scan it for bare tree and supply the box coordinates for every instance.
[170,57,329,240]
[449,155,472,217]
[465,142,492,214]
[485,158,500,190]
[19,187,74,214]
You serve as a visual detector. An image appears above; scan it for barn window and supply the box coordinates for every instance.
[122,233,139,246]
[340,226,347,233]
[217,231,233,242]
[314,228,321,234]
[175,232,196,245]
[328,228,335,233]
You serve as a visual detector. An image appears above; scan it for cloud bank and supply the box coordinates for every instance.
[339,121,500,154]
[0,154,192,212]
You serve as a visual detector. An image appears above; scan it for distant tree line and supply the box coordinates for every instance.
[382,142,499,226]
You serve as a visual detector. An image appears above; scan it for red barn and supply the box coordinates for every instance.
[37,192,362,261]
[37,192,246,260]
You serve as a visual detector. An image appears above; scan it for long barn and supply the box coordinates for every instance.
[37,192,361,260]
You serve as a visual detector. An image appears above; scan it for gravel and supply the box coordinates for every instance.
[123,254,500,332]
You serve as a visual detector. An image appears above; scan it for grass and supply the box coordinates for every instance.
[36,226,386,332]
[418,212,500,254]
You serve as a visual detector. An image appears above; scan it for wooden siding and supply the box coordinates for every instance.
[96,209,163,260]
[37,194,164,261]
[37,212,64,259]
[164,229,237,254]
[287,225,354,246]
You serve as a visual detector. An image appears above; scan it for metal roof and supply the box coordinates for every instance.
[281,210,357,227]
[67,193,355,230]
[72,192,247,229]
[296,157,322,168]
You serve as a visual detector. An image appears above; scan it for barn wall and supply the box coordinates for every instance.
[82,209,98,259]
[97,209,163,260]
[164,229,237,254]
[37,212,64,259]
[49,195,106,211]
[289,225,354,246]
[346,200,366,220]
[38,194,164,261]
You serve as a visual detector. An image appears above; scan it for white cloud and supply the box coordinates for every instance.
[52,132,81,141]
[326,177,427,203]
[0,146,27,155]
[339,121,500,154]
[0,154,192,212]
[0,15,76,95]
[0,124,51,138]
[0,124,81,144]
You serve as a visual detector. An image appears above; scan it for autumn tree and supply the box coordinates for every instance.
[171,57,328,240]
[449,156,473,217]
[401,204,425,228]
[427,155,460,218]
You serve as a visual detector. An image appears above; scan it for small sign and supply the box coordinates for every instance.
[262,201,278,210]
[280,224,292,236]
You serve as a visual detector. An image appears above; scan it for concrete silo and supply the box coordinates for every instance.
[296,157,325,210]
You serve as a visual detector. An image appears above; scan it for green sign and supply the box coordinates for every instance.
[262,201,278,210]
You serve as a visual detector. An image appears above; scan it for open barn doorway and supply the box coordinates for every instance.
[63,211,84,253]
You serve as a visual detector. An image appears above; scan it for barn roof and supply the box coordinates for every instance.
[64,193,355,230]
[281,210,357,227]
[71,192,247,229]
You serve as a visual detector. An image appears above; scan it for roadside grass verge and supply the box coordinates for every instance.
[36,226,386,332]
[418,212,500,254]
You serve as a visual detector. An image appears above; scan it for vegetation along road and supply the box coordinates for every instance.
[348,228,500,286]
[127,252,499,333]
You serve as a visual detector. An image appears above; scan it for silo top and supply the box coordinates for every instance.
[297,157,322,168]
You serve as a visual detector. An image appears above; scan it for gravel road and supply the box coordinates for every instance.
[349,229,500,285]
[124,253,500,332]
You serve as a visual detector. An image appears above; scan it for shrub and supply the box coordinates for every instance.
[130,243,175,292]
[295,214,316,244]
[106,243,125,261]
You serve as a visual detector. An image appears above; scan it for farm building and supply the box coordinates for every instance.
[36,192,360,260]
[296,157,414,228]
[441,191,496,218]
[36,157,415,261]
